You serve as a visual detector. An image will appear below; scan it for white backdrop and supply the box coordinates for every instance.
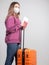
[0,0,49,65]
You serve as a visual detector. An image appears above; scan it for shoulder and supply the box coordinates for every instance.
[8,16,14,21]
[5,16,14,24]
[5,16,14,25]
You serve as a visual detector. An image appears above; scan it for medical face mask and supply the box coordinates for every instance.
[14,7,20,14]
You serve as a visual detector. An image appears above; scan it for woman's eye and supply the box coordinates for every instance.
[15,6,20,8]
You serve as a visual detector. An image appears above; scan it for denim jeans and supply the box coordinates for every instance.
[5,43,21,65]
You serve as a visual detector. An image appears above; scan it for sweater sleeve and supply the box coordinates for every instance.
[5,16,22,32]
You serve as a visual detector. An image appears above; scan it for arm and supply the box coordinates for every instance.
[5,16,22,33]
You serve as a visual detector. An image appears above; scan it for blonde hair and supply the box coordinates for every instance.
[6,2,20,19]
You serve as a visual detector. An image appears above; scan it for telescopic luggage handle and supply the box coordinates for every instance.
[23,29,25,49]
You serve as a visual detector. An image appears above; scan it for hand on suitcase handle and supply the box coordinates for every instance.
[21,17,28,49]
[21,16,28,29]
[21,21,28,29]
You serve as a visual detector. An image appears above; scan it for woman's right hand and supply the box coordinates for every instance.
[21,21,28,29]
[21,17,28,29]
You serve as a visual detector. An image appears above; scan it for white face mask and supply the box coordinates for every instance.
[14,7,20,14]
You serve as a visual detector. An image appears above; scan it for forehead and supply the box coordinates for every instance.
[14,4,20,8]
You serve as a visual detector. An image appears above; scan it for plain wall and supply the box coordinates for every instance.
[0,0,49,65]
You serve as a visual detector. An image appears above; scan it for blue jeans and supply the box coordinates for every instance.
[5,43,21,65]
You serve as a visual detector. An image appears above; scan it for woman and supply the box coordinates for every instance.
[5,2,28,65]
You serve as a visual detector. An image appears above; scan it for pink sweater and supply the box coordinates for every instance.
[5,16,22,44]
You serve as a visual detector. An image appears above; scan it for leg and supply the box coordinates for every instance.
[5,43,18,65]
[15,43,21,65]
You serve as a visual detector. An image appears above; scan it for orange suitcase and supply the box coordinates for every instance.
[15,30,37,65]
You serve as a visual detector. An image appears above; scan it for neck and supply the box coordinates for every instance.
[14,13,20,18]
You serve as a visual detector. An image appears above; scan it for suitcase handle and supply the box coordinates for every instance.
[23,30,25,49]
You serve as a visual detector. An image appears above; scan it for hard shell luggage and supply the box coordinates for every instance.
[15,30,37,65]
